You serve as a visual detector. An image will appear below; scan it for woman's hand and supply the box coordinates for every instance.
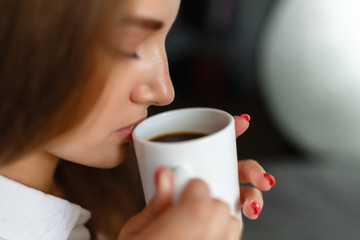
[118,169,242,240]
[118,113,275,240]
[234,114,276,220]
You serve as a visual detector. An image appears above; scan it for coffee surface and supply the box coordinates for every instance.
[150,132,207,142]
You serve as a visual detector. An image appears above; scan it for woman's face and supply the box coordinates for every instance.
[46,0,180,168]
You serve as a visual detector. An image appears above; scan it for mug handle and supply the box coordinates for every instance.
[171,165,243,221]
[172,165,193,203]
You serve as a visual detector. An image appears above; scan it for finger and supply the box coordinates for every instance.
[151,167,174,214]
[240,187,264,220]
[205,199,232,240]
[233,114,250,137]
[223,217,243,240]
[180,178,211,204]
[145,179,212,238]
[178,179,212,226]
[238,159,276,191]
[123,167,174,233]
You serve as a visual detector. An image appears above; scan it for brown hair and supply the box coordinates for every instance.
[0,0,110,164]
[0,0,144,239]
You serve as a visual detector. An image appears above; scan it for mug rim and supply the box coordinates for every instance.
[132,107,234,146]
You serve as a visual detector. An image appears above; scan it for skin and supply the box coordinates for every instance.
[0,0,275,239]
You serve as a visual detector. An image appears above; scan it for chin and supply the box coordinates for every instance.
[90,143,130,169]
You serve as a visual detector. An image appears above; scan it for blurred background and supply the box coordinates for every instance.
[163,0,293,159]
[126,0,360,239]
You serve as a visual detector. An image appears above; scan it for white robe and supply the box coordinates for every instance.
[0,175,91,240]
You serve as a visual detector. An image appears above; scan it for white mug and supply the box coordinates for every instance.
[132,107,241,219]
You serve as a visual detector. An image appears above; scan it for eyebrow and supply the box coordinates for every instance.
[119,17,164,30]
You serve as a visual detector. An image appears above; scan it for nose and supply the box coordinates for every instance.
[130,48,175,106]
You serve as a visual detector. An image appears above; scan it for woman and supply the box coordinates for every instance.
[0,0,275,239]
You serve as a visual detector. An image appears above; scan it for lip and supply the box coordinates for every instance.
[115,118,145,142]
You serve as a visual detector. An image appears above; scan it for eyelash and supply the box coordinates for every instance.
[131,52,139,59]
[113,49,140,60]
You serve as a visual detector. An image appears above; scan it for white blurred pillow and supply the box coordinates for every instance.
[259,0,360,160]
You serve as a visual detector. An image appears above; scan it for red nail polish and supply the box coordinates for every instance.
[155,166,165,186]
[239,114,251,122]
[264,173,276,186]
[251,202,261,215]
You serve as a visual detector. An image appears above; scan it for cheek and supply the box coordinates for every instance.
[45,108,128,168]
[46,60,137,167]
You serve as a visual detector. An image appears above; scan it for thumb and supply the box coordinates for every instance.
[122,167,174,234]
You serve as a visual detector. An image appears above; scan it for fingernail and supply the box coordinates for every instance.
[251,202,261,215]
[155,166,165,186]
[264,173,276,186]
[239,113,251,122]
[155,167,172,192]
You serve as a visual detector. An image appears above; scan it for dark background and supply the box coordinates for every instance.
[157,0,299,161]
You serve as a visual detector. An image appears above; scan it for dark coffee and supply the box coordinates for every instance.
[150,132,207,142]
